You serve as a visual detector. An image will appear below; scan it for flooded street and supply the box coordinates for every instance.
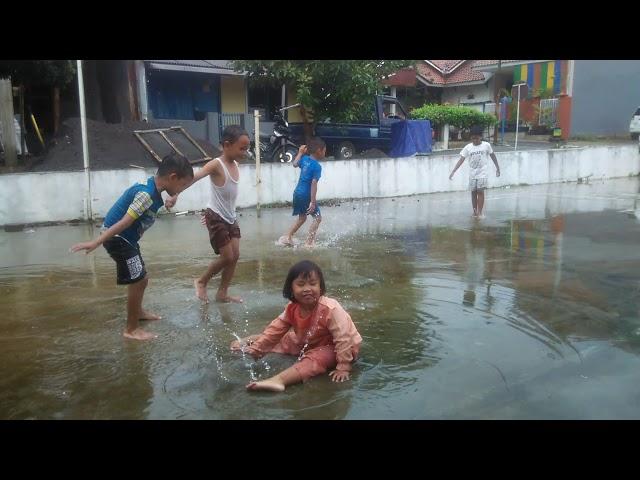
[2,177,640,419]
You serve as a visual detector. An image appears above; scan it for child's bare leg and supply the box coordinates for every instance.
[216,238,242,303]
[195,243,235,303]
[285,215,307,244]
[305,214,322,247]
[471,190,478,216]
[477,190,485,216]
[247,365,303,392]
[124,277,157,340]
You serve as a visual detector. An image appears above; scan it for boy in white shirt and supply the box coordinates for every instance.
[449,125,500,218]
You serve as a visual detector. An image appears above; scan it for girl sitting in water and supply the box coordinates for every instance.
[231,260,362,392]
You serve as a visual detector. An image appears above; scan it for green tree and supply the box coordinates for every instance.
[0,60,76,87]
[232,60,414,138]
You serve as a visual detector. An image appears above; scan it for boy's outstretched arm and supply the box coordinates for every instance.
[292,144,307,168]
[490,153,501,177]
[165,159,220,209]
[449,156,465,180]
[70,213,136,254]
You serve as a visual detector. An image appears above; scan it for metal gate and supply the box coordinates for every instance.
[539,98,559,127]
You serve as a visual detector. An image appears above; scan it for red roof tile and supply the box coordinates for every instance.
[429,60,464,73]
[417,61,486,86]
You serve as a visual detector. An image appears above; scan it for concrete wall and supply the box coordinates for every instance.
[571,60,640,136]
[1,145,638,226]
[220,76,247,114]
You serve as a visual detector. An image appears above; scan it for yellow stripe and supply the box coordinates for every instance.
[520,65,528,82]
[127,208,140,220]
[547,62,555,90]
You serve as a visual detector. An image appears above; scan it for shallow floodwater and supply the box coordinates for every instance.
[2,178,640,419]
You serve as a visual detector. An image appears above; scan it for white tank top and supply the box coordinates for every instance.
[206,157,239,224]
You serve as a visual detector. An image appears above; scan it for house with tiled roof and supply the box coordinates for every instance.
[385,60,499,116]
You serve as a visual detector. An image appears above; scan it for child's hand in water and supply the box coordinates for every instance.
[329,370,350,382]
[70,241,99,254]
[230,339,257,355]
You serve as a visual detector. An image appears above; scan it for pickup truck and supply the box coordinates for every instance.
[287,95,410,159]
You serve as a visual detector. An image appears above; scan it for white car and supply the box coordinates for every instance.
[631,106,640,139]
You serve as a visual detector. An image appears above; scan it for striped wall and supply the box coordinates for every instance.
[513,61,568,96]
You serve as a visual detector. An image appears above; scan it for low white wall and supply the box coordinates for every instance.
[1,145,638,226]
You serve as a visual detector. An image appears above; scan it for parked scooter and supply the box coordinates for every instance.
[247,104,300,163]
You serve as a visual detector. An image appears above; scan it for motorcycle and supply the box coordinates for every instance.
[247,104,300,163]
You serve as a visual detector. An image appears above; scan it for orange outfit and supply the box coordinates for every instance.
[247,296,362,380]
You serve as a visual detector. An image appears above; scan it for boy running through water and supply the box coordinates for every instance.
[165,125,249,304]
[280,137,326,248]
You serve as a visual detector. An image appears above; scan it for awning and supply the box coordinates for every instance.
[146,60,245,76]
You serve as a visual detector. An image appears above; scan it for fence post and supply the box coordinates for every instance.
[443,124,449,150]
[254,110,261,218]
[0,78,17,168]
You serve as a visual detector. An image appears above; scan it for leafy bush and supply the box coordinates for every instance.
[410,104,497,128]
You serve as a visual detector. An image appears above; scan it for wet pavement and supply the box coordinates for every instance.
[2,177,640,419]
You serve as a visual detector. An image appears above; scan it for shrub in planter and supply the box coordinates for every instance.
[410,104,497,130]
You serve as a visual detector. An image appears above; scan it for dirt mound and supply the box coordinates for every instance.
[30,118,221,172]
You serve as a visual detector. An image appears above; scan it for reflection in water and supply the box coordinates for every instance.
[3,178,640,419]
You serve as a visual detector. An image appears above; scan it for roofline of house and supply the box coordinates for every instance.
[145,61,245,76]
[473,60,553,72]
[416,72,492,88]
[423,60,465,74]
[423,60,443,73]
[446,60,466,74]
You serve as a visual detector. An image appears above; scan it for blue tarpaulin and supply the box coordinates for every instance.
[389,120,432,157]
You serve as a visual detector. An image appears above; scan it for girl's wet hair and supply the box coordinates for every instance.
[283,260,326,301]
[222,125,249,145]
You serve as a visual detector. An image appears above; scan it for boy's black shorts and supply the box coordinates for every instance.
[103,236,147,285]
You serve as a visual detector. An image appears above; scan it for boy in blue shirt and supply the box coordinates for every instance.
[71,153,194,341]
[280,137,325,248]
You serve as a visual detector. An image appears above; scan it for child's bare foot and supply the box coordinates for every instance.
[140,310,161,321]
[215,293,243,303]
[246,378,285,392]
[194,279,209,303]
[278,235,294,246]
[123,328,157,341]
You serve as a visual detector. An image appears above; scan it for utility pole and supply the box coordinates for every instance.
[0,77,17,167]
[493,60,501,145]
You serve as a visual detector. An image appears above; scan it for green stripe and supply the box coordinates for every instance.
[540,63,548,94]
[513,66,521,83]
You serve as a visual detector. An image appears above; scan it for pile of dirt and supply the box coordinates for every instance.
[30,118,221,172]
